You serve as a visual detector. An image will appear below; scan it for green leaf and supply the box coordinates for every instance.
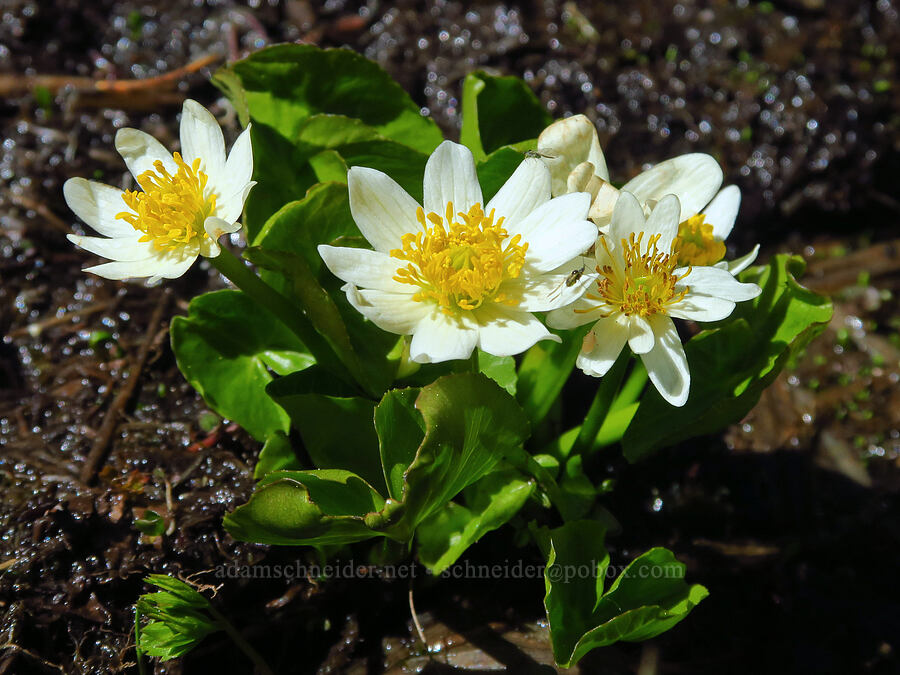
[267,369,387,494]
[224,469,390,546]
[252,183,398,395]
[622,254,833,461]
[417,470,534,573]
[215,45,441,238]
[460,71,551,161]
[226,373,530,549]
[221,44,442,153]
[134,509,166,537]
[544,521,708,667]
[476,350,517,395]
[384,373,531,538]
[374,388,424,501]
[295,114,428,201]
[476,146,527,202]
[242,122,318,240]
[170,289,314,441]
[254,430,301,479]
[517,325,591,428]
[136,575,219,661]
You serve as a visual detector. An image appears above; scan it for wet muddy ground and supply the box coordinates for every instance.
[1,1,899,673]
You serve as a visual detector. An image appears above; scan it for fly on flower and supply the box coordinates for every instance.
[547,191,762,407]
[318,141,599,363]
[64,100,255,283]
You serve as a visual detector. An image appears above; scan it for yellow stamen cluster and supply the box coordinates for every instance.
[116,152,216,251]
[391,202,528,315]
[673,214,725,267]
[585,232,690,317]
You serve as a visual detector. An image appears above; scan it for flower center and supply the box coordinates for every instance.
[116,152,217,251]
[673,214,725,267]
[584,232,690,317]
[390,202,528,315]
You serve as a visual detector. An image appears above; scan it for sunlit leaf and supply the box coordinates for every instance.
[543,520,708,667]
[170,290,314,441]
[622,254,833,461]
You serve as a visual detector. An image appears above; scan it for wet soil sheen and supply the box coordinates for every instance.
[1,1,899,673]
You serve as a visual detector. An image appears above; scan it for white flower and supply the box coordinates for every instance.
[64,99,255,283]
[318,140,598,364]
[546,191,762,406]
[537,115,758,275]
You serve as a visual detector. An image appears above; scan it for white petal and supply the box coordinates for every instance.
[67,234,154,262]
[216,124,255,218]
[115,128,177,182]
[511,270,595,312]
[536,115,609,196]
[423,141,482,216]
[627,315,655,354]
[204,216,241,241]
[727,244,760,275]
[546,297,606,330]
[180,99,226,185]
[668,294,736,322]
[576,314,628,377]
[621,153,723,222]
[485,157,551,228]
[641,314,690,406]
[409,311,478,363]
[318,245,410,292]
[475,305,558,356]
[343,284,430,335]
[510,193,596,271]
[348,166,422,253]
[703,185,741,240]
[63,178,136,238]
[84,251,196,281]
[216,180,255,225]
[609,191,647,260]
[645,194,681,254]
[677,266,761,301]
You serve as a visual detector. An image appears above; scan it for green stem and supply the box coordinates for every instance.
[211,247,305,337]
[569,352,630,457]
[134,607,146,675]
[208,606,275,675]
[210,247,361,392]
[611,360,647,412]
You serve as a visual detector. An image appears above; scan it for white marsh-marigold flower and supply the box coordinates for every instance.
[537,115,758,276]
[547,191,762,407]
[64,100,254,283]
[318,141,599,363]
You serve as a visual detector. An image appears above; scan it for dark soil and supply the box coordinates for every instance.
[1,1,899,673]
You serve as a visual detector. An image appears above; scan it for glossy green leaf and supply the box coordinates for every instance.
[252,184,398,395]
[134,509,166,537]
[295,114,428,201]
[223,469,389,546]
[384,373,531,539]
[170,290,314,441]
[215,44,441,237]
[417,470,534,573]
[374,388,424,501]
[476,350,517,395]
[267,369,386,494]
[460,71,551,160]
[475,146,526,202]
[136,575,219,661]
[544,520,708,667]
[222,44,442,152]
[254,430,301,479]
[623,254,833,461]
